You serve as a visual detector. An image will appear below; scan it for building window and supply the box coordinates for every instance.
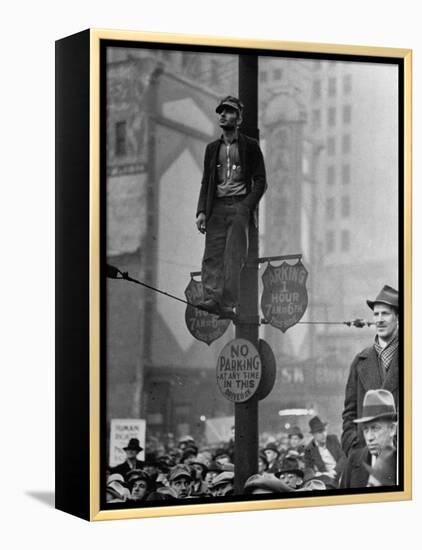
[342,164,351,184]
[327,165,335,185]
[341,229,350,251]
[326,231,335,253]
[312,109,321,130]
[210,60,221,87]
[328,77,336,97]
[343,105,352,124]
[326,197,335,219]
[273,68,283,80]
[312,79,321,100]
[327,136,336,156]
[342,134,351,154]
[341,195,351,217]
[115,121,127,157]
[260,71,268,83]
[343,74,352,94]
[328,107,336,126]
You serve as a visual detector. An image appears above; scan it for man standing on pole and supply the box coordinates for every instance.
[196,95,267,318]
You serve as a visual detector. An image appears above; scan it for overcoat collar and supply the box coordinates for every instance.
[357,345,399,393]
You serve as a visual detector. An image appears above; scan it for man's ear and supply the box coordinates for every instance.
[236,113,243,127]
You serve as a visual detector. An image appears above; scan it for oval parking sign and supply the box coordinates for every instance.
[216,338,262,403]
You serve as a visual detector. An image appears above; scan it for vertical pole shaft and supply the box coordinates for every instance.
[234,55,259,494]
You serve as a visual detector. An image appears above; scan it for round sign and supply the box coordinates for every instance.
[216,338,262,403]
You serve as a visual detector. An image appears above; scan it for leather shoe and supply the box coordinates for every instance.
[197,299,220,314]
[218,305,236,320]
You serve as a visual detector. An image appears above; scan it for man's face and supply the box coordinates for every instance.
[313,429,327,446]
[279,472,301,489]
[289,435,302,449]
[264,449,278,463]
[373,303,398,341]
[131,479,148,501]
[258,457,267,474]
[363,420,396,456]
[192,464,205,480]
[205,471,217,485]
[171,476,192,499]
[143,465,157,478]
[125,449,138,460]
[218,106,240,131]
[214,481,234,497]
[279,434,289,450]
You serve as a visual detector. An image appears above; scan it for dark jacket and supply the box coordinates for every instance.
[196,132,267,222]
[340,447,372,489]
[341,345,399,456]
[304,435,346,482]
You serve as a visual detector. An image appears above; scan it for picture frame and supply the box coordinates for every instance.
[55,28,412,521]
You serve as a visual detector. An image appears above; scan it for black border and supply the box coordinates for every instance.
[56,29,91,520]
[99,38,405,512]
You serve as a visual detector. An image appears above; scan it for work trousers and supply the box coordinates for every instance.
[201,196,250,307]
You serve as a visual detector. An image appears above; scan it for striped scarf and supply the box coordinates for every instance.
[374,332,399,372]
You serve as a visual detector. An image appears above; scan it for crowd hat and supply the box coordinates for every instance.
[277,457,304,479]
[354,389,397,424]
[181,447,198,462]
[367,285,399,311]
[264,442,280,455]
[169,464,193,482]
[213,448,231,460]
[309,416,327,433]
[299,478,327,491]
[363,446,397,486]
[123,438,143,452]
[216,95,244,115]
[178,435,195,444]
[206,461,222,473]
[126,470,153,488]
[211,471,234,488]
[288,426,304,439]
[244,473,293,494]
[191,455,209,471]
[107,473,127,487]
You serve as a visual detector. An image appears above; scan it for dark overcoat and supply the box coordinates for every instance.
[341,345,399,456]
[304,434,346,482]
[340,447,372,489]
[196,132,267,222]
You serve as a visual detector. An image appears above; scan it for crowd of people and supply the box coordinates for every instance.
[106,284,399,505]
[106,394,397,505]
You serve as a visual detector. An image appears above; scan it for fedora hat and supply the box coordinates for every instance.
[244,473,293,494]
[264,442,280,455]
[288,426,304,439]
[309,416,327,434]
[354,389,397,424]
[211,471,234,488]
[123,438,143,452]
[277,457,304,479]
[367,285,399,311]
